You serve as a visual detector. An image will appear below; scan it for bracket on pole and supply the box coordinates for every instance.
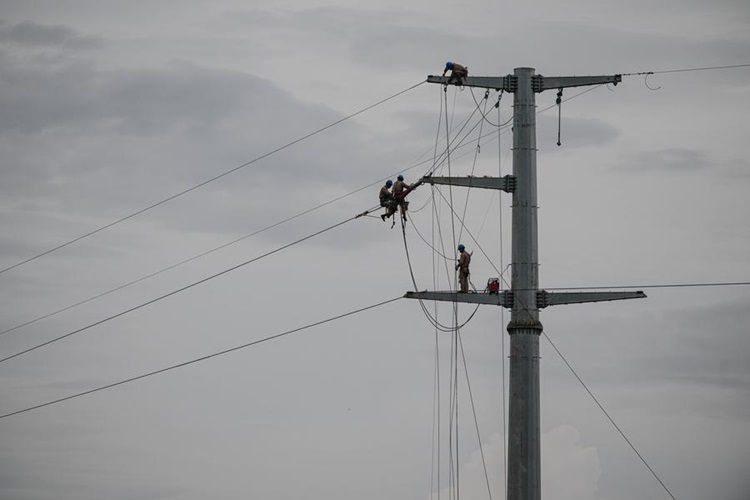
[536,290,646,308]
[421,174,516,193]
[427,74,518,92]
[404,290,645,309]
[404,290,514,307]
[531,74,622,93]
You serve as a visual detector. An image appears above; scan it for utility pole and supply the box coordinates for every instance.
[405,67,645,500]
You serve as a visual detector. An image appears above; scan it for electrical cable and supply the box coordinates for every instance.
[470,89,511,128]
[458,90,490,244]
[623,63,750,75]
[0,296,402,420]
[0,209,372,365]
[400,217,479,333]
[0,81,427,277]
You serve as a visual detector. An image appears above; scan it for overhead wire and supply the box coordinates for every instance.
[457,89,490,244]
[430,88,443,498]
[470,89,511,128]
[0,209,373,365]
[623,63,750,75]
[0,296,403,420]
[400,217,479,333]
[0,81,427,277]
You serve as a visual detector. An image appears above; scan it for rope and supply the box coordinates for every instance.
[458,332,494,500]
[400,217,479,333]
[458,89,490,244]
[497,100,508,498]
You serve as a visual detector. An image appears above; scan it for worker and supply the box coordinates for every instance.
[392,174,412,222]
[379,180,396,221]
[442,61,468,83]
[456,244,471,292]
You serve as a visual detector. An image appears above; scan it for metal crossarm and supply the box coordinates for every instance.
[421,175,516,193]
[532,74,622,92]
[536,290,646,308]
[427,74,517,92]
[404,290,513,307]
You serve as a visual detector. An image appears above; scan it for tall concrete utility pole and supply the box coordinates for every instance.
[405,67,645,500]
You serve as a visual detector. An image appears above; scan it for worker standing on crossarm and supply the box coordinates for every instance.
[379,180,396,221]
[456,244,471,292]
[443,61,468,83]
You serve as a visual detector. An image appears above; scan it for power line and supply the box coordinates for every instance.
[0,296,402,421]
[623,63,750,75]
[0,211,367,365]
[0,81,426,277]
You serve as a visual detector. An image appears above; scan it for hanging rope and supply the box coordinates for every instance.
[556,88,563,146]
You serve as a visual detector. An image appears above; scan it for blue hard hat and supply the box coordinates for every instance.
[386,180,393,187]
[446,61,454,69]
[397,175,404,181]
[458,244,465,251]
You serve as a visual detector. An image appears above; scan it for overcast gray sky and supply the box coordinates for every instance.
[1,1,749,499]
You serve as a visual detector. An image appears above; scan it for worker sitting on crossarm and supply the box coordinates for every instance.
[379,180,397,221]
[393,175,413,222]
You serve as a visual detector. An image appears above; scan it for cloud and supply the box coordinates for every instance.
[0,41,389,239]
[542,425,601,500]
[635,298,750,398]
[0,20,101,49]
[430,426,600,500]
[538,115,620,150]
[619,148,710,173]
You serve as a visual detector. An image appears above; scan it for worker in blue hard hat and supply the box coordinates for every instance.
[379,180,396,221]
[442,61,468,83]
[456,244,472,292]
